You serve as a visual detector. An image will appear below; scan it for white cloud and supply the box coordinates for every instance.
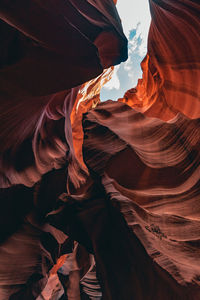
[117,0,151,56]
[124,55,132,74]
[101,0,151,99]
[103,65,120,90]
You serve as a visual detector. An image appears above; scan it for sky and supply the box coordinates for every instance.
[100,0,151,101]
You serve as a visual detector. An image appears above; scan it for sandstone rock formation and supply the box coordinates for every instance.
[0,0,199,299]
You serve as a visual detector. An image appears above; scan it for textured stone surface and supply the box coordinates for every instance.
[0,0,200,299]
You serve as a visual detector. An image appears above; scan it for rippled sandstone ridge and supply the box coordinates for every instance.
[0,0,200,299]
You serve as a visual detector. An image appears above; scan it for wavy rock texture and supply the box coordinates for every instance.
[82,102,200,297]
[120,0,200,120]
[0,0,200,299]
[0,0,127,188]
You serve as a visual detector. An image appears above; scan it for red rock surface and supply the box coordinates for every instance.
[0,0,200,299]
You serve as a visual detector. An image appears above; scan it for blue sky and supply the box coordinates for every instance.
[100,0,151,101]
